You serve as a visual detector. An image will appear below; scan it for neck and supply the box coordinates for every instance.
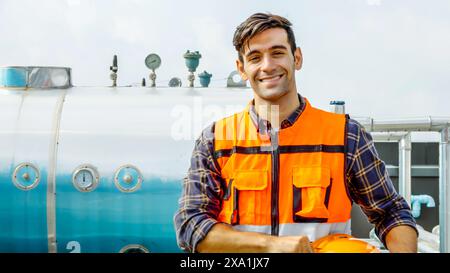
[254,90,300,130]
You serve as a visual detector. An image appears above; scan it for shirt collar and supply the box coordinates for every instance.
[248,93,306,135]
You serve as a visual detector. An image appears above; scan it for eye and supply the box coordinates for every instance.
[272,51,284,56]
[248,56,260,62]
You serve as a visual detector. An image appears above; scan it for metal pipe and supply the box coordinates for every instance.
[354,116,450,132]
[355,117,450,252]
[371,132,408,142]
[439,127,450,253]
[411,195,436,218]
[399,133,412,206]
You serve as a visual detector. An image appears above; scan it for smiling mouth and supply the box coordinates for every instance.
[258,74,283,83]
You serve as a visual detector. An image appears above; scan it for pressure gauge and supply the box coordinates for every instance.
[145,53,161,70]
[72,164,100,192]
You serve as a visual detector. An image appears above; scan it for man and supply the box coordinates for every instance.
[174,12,418,253]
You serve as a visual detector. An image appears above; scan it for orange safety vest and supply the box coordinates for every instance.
[214,98,352,240]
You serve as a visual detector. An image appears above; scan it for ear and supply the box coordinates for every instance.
[236,59,248,81]
[294,47,303,70]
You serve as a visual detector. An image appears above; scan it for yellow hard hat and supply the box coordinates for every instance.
[311,234,380,253]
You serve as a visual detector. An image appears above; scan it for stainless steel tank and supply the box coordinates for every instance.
[0,66,253,252]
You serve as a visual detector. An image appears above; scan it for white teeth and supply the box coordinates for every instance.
[259,75,282,82]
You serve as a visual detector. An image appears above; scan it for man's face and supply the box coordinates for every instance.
[237,27,302,102]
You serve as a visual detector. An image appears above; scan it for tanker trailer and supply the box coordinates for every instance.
[0,66,252,253]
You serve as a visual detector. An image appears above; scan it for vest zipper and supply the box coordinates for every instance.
[270,128,280,236]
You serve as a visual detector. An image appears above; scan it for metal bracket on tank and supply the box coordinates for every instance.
[168,77,182,87]
[114,164,143,193]
[227,70,247,88]
[12,162,40,190]
[119,244,150,253]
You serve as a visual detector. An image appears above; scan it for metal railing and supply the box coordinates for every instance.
[352,116,450,252]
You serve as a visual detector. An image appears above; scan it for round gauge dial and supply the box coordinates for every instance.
[12,162,40,190]
[72,164,99,192]
[75,170,93,188]
[145,53,161,70]
[114,164,143,193]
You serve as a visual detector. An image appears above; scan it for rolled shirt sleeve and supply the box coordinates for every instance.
[173,123,225,252]
[345,118,418,247]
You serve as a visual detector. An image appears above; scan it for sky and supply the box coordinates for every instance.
[0,0,449,119]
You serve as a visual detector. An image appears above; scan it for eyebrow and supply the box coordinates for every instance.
[245,45,288,58]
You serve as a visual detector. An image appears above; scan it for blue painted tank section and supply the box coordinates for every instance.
[55,174,182,253]
[0,166,48,252]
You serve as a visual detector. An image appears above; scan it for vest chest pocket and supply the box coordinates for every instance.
[225,170,268,225]
[293,166,332,223]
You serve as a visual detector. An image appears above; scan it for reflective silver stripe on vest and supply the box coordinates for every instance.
[232,220,352,242]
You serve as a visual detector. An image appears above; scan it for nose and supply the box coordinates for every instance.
[260,54,276,73]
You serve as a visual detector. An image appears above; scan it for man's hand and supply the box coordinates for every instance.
[266,235,313,253]
[196,223,313,253]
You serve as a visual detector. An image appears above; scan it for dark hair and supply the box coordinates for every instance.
[233,13,297,62]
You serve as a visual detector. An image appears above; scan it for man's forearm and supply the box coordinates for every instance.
[385,225,418,253]
[196,223,312,253]
[197,223,268,252]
